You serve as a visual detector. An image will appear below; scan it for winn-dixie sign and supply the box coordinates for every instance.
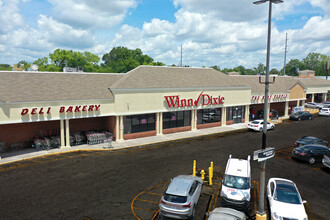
[21,105,101,115]
[165,92,225,108]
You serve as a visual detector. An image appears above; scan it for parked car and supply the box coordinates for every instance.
[257,109,278,119]
[208,207,246,220]
[322,153,330,168]
[289,111,313,121]
[267,178,308,220]
[247,120,275,132]
[294,136,328,147]
[220,155,251,212]
[159,175,203,219]
[319,107,330,116]
[292,144,330,164]
[202,112,220,122]
[305,102,322,109]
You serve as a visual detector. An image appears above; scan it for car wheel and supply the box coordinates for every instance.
[259,127,263,132]
[298,117,301,121]
[271,125,275,130]
[308,157,316,164]
[309,116,312,120]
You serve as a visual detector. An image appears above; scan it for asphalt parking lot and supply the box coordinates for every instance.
[0,116,329,220]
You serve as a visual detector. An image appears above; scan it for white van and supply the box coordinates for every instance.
[220,155,251,212]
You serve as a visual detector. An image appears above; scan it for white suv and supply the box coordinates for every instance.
[220,155,251,212]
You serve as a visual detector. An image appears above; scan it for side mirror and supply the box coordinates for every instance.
[303,200,307,204]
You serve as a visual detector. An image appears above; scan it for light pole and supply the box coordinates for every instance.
[253,0,283,219]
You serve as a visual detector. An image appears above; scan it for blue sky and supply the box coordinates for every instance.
[0,0,329,70]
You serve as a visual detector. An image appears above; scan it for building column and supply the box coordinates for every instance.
[323,93,327,102]
[119,116,124,141]
[301,99,305,107]
[297,100,300,107]
[156,113,163,135]
[60,119,65,148]
[245,105,250,123]
[159,112,163,135]
[311,94,315,102]
[221,107,227,126]
[191,109,197,130]
[156,113,160,135]
[115,116,120,141]
[285,101,289,117]
[65,119,70,147]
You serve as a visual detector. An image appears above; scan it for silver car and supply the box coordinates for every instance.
[159,175,203,219]
[208,207,246,220]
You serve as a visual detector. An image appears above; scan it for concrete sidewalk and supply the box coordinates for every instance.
[0,123,249,165]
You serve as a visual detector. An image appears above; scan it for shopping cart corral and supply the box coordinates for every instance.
[86,131,113,148]
[31,130,114,151]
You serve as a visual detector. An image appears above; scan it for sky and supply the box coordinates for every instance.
[0,0,329,70]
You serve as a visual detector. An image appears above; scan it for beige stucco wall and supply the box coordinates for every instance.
[289,84,306,100]
[305,86,330,94]
[0,100,115,125]
[113,88,251,115]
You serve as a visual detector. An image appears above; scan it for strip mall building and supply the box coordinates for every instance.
[0,66,329,150]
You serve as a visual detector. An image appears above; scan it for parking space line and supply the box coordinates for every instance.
[135,198,160,204]
[132,206,158,213]
[145,192,162,196]
[151,210,159,220]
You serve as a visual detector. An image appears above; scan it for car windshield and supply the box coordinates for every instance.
[223,174,249,189]
[164,193,187,203]
[251,121,260,124]
[295,112,304,115]
[274,184,301,204]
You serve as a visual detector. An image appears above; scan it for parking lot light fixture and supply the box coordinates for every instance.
[253,0,283,220]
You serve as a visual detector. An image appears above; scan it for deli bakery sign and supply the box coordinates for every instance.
[165,92,225,108]
[21,105,101,115]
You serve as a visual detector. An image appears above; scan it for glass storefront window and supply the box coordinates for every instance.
[226,106,245,123]
[197,108,221,124]
[163,110,191,129]
[124,113,156,134]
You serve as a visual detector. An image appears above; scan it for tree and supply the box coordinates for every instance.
[0,64,12,71]
[48,49,100,69]
[254,63,266,75]
[102,46,164,73]
[284,59,304,76]
[17,60,31,70]
[210,65,221,71]
[302,52,321,71]
[269,68,280,75]
[233,65,246,75]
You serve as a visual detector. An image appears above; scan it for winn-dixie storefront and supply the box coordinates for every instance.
[113,88,251,141]
[1,66,328,152]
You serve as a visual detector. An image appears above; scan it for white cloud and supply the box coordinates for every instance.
[48,0,138,29]
[37,15,95,48]
[0,0,24,34]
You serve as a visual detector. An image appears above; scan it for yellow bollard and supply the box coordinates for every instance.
[193,160,196,176]
[210,162,213,178]
[209,167,212,186]
[201,169,205,180]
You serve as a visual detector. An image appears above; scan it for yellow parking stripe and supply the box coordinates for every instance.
[135,198,160,204]
[132,206,158,213]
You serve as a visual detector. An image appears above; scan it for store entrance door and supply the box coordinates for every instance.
[233,107,242,124]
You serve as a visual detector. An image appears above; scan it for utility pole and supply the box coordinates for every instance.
[253,1,283,220]
[283,33,288,76]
